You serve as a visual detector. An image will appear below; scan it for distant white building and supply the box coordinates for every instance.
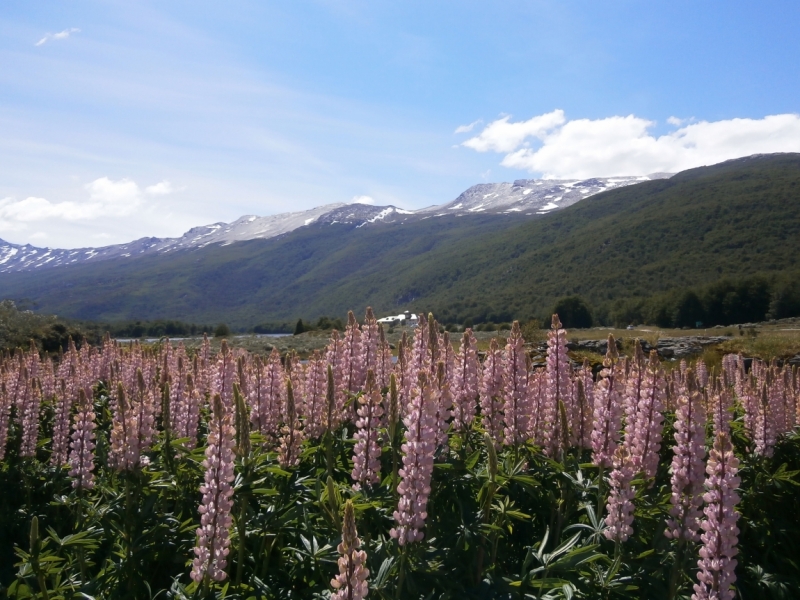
[377,310,418,327]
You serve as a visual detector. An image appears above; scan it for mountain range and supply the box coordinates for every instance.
[0,175,660,273]
[1,153,798,328]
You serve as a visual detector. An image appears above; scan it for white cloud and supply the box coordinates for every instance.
[36,28,80,47]
[85,177,140,207]
[145,180,174,195]
[0,177,142,232]
[667,116,685,127]
[462,110,566,153]
[462,111,800,178]
[29,231,48,240]
[454,119,482,134]
[351,195,375,205]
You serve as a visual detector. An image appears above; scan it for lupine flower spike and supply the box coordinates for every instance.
[479,338,504,447]
[352,370,384,489]
[631,350,666,480]
[331,500,369,600]
[391,373,437,545]
[191,393,236,584]
[451,329,479,431]
[604,444,636,543]
[278,379,304,468]
[544,314,571,456]
[502,321,530,446]
[68,388,96,490]
[692,432,741,600]
[666,370,707,542]
[592,335,623,468]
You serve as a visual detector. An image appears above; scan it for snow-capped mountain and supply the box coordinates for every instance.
[0,174,668,273]
[417,174,670,216]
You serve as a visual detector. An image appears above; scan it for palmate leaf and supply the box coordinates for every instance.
[769,463,800,487]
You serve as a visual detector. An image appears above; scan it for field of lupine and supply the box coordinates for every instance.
[1,309,799,599]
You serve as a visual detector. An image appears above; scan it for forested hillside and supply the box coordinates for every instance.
[1,154,799,327]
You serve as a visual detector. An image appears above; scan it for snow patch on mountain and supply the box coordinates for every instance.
[0,174,669,273]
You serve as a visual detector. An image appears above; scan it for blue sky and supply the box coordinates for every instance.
[1,1,799,247]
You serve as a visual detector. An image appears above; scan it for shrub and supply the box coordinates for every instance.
[553,296,593,328]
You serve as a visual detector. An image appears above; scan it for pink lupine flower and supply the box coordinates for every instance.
[692,432,741,600]
[250,349,285,443]
[19,369,42,458]
[405,314,431,394]
[197,333,213,398]
[696,360,709,390]
[622,341,646,447]
[0,379,11,461]
[352,370,384,488]
[427,313,441,366]
[544,315,571,456]
[604,444,636,543]
[394,331,412,418]
[303,351,328,440]
[765,364,786,440]
[51,378,75,466]
[342,311,365,397]
[376,324,394,389]
[247,355,266,432]
[68,389,96,490]
[527,369,546,446]
[480,338,505,446]
[109,383,140,471]
[25,341,40,383]
[167,348,189,437]
[191,393,236,584]
[331,500,370,600]
[754,383,776,457]
[161,343,195,444]
[361,307,380,378]
[133,368,157,457]
[183,376,202,449]
[666,372,707,542]
[213,341,237,409]
[285,350,306,417]
[740,373,758,441]
[571,360,594,450]
[451,329,480,431]
[780,366,796,432]
[6,354,27,412]
[591,336,623,468]
[391,373,437,545]
[278,379,304,468]
[40,357,56,400]
[630,351,666,480]
[326,330,347,423]
[502,321,531,447]
[768,362,795,436]
[438,330,456,384]
[709,381,733,438]
[433,361,453,449]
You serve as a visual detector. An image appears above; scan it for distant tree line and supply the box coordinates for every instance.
[5,270,800,353]
[420,274,800,331]
[107,320,216,338]
[609,275,800,328]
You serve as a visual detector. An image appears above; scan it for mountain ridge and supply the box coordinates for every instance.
[2,153,798,328]
[0,174,666,273]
